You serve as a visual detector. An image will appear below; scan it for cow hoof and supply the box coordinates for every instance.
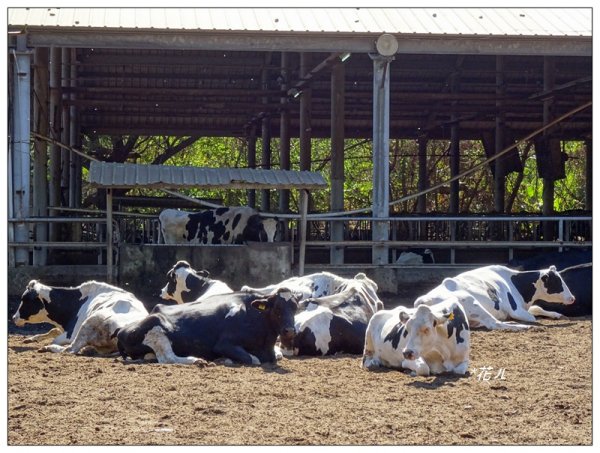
[37,346,52,353]
[214,358,234,366]
[193,358,213,368]
[23,337,38,344]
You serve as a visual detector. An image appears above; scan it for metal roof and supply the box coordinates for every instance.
[88,161,327,190]
[9,7,591,37]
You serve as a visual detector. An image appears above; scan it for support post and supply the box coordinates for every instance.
[48,46,62,242]
[494,55,506,213]
[298,189,309,277]
[449,71,460,214]
[417,135,428,213]
[279,52,291,214]
[371,54,392,265]
[299,53,312,173]
[542,57,556,240]
[11,34,32,265]
[260,53,272,212]
[585,139,592,211]
[61,48,71,204]
[330,58,345,265]
[106,189,113,283]
[33,47,49,265]
[247,125,257,208]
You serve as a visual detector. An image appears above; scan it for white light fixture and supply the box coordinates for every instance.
[340,52,352,62]
[375,33,399,56]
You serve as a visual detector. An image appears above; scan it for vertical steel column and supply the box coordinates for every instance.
[106,189,113,283]
[585,139,592,211]
[542,57,556,240]
[60,48,70,202]
[494,55,506,213]
[330,59,345,265]
[298,189,309,277]
[247,125,257,208]
[417,135,428,213]
[48,47,62,242]
[260,53,272,212]
[371,54,392,265]
[299,53,312,173]
[449,71,460,214]
[11,35,32,265]
[279,52,291,214]
[33,47,49,266]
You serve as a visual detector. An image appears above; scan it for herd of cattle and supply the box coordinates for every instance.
[12,249,591,376]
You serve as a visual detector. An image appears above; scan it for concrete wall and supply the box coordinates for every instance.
[118,243,294,300]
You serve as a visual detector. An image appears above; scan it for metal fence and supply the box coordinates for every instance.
[8,211,592,267]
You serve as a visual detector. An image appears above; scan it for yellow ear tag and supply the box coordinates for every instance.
[448,312,455,321]
[258,303,266,311]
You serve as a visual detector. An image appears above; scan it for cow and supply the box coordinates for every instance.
[160,260,233,304]
[362,295,470,376]
[279,277,383,356]
[396,248,435,265]
[241,271,384,309]
[158,207,281,245]
[115,288,299,365]
[414,265,576,331]
[12,280,148,354]
[533,263,592,317]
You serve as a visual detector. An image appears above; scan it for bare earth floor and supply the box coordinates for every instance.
[7,316,591,446]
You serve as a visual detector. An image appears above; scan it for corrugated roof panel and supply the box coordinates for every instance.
[88,162,327,190]
[8,8,591,36]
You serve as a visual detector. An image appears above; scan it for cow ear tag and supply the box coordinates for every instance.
[447,312,455,322]
[257,303,266,311]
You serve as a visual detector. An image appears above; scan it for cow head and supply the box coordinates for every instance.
[534,266,576,305]
[160,261,212,304]
[351,273,384,312]
[399,305,453,361]
[251,287,299,342]
[13,280,53,327]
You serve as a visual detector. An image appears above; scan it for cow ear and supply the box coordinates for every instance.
[433,310,454,327]
[399,311,410,324]
[541,272,549,283]
[197,270,210,278]
[251,298,273,312]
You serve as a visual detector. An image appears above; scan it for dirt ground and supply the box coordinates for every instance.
[7,295,592,446]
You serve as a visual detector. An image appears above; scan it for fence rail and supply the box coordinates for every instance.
[8,213,592,267]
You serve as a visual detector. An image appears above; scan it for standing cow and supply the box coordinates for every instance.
[159,207,281,244]
[362,295,470,376]
[12,280,148,354]
[414,265,575,330]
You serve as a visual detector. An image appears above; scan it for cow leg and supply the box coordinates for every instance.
[448,360,470,375]
[24,327,62,343]
[528,305,568,320]
[465,299,531,331]
[361,329,380,370]
[142,326,205,365]
[213,341,261,365]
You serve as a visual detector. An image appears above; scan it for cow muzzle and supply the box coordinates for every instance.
[280,327,296,342]
[403,349,416,361]
[565,295,576,305]
[12,313,24,327]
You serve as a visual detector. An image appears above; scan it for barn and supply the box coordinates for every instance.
[6,7,593,446]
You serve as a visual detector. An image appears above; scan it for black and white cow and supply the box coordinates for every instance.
[115,288,299,365]
[159,207,281,245]
[12,280,148,354]
[508,249,592,271]
[279,277,383,356]
[241,271,384,308]
[414,265,575,331]
[533,263,592,317]
[396,248,435,265]
[362,295,470,376]
[160,260,233,304]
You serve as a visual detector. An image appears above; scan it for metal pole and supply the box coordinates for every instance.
[12,35,32,265]
[298,189,309,277]
[33,47,49,265]
[61,48,70,201]
[330,58,345,265]
[48,46,62,242]
[585,139,592,211]
[542,57,556,240]
[106,189,113,283]
[371,54,392,265]
[260,52,272,212]
[449,71,460,214]
[247,125,257,208]
[299,52,312,172]
[494,55,506,213]
[279,52,291,214]
[417,135,428,213]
